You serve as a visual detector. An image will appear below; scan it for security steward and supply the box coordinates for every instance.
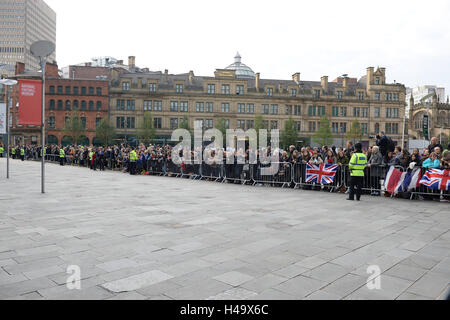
[347,143,367,201]
[0,144,4,157]
[20,146,25,161]
[129,148,137,175]
[59,146,65,166]
[11,146,16,159]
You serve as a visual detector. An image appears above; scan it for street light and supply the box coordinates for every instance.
[0,78,18,180]
[30,40,55,194]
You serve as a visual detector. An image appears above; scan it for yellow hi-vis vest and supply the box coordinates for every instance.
[89,151,94,161]
[11,148,15,155]
[130,150,137,162]
[60,149,65,158]
[20,148,25,156]
[349,152,367,177]
[0,146,4,154]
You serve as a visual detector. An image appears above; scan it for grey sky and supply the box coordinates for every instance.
[46,0,450,97]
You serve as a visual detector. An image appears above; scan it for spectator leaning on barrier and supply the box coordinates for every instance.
[309,149,323,165]
[337,149,349,166]
[324,149,336,164]
[367,146,384,196]
[422,152,441,169]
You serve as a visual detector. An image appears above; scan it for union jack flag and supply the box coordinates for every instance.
[419,168,450,191]
[305,163,338,185]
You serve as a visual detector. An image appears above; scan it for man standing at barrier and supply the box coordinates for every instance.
[59,146,65,166]
[129,148,137,175]
[348,143,367,201]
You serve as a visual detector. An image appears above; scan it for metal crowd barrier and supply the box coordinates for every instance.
[200,161,223,182]
[222,163,251,185]
[408,167,449,201]
[252,162,292,188]
[292,163,343,192]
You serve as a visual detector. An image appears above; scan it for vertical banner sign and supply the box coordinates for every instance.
[423,115,429,141]
[0,103,6,134]
[19,79,42,126]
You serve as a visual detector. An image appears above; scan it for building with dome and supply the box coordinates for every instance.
[224,52,256,79]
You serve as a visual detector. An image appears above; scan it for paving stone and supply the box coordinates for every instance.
[96,258,139,272]
[406,273,449,299]
[213,271,254,287]
[240,273,288,293]
[301,263,351,283]
[101,270,173,293]
[384,264,428,282]
[273,275,327,298]
[207,288,258,300]
[345,275,414,300]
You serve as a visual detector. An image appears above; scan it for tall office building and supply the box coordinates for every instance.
[0,0,56,75]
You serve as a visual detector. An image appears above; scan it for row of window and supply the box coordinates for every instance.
[49,86,103,96]
[48,117,103,129]
[49,100,102,111]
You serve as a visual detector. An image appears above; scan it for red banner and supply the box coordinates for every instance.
[19,79,42,126]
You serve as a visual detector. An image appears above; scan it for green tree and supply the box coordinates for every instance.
[215,118,228,146]
[64,109,83,145]
[346,119,362,143]
[95,118,116,146]
[138,112,156,145]
[254,115,267,146]
[178,115,190,131]
[313,115,333,146]
[281,116,299,150]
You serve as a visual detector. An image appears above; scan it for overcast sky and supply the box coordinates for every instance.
[46,0,450,97]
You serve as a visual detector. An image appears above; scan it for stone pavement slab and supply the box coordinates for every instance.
[0,158,449,300]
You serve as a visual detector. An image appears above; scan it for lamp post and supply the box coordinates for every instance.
[30,40,55,194]
[0,78,18,179]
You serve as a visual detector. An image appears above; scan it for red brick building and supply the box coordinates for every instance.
[10,62,109,146]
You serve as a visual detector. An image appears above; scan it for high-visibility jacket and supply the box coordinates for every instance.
[130,150,137,162]
[41,149,46,157]
[0,147,4,154]
[89,151,94,161]
[349,152,367,177]
[59,149,65,158]
[11,148,15,155]
[20,148,25,156]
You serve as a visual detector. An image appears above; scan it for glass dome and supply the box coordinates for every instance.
[225,52,256,79]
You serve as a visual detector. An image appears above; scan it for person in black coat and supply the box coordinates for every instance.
[376,132,391,157]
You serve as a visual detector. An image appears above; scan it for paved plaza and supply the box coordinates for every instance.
[0,158,449,300]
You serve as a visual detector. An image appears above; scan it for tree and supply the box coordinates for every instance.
[313,115,333,147]
[178,115,190,131]
[64,109,83,145]
[254,115,267,146]
[138,112,156,145]
[281,117,299,150]
[346,119,363,143]
[215,118,228,146]
[95,118,116,146]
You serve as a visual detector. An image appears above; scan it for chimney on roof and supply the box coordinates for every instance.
[321,76,328,92]
[343,76,349,89]
[366,67,374,88]
[292,72,300,83]
[128,56,136,70]
[189,70,194,85]
[255,73,260,90]
[164,69,169,82]
[15,62,25,75]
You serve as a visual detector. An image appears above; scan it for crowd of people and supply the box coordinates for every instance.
[1,132,449,198]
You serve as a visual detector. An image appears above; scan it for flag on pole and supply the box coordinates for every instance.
[419,168,450,191]
[18,79,42,126]
[305,163,338,185]
[0,103,6,134]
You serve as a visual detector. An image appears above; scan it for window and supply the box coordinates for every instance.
[340,107,347,117]
[81,117,86,129]
[176,84,183,93]
[96,118,101,128]
[153,118,162,129]
[236,85,244,95]
[337,91,343,99]
[48,116,55,128]
[153,101,162,111]
[308,105,316,116]
[221,84,230,95]
[122,82,130,91]
[144,100,152,111]
[96,101,102,111]
[353,107,361,117]
[285,105,292,115]
[65,86,71,94]
[205,102,213,113]
[294,121,301,131]
[314,89,321,99]
[375,92,380,101]
[317,106,325,116]
[89,87,94,95]
[270,104,278,115]
[375,77,380,85]
[81,87,87,95]
[340,122,347,133]
[294,105,301,116]
[238,103,246,113]
[180,101,188,112]
[246,120,254,129]
[96,87,102,96]
[126,100,135,111]
[170,101,178,112]
[81,101,87,110]
[65,117,70,127]
[49,86,55,94]
[89,101,94,111]
[205,119,213,129]
[262,104,269,115]
[374,107,380,118]
[207,84,215,94]
[73,87,79,95]
[116,117,125,129]
[126,117,135,129]
[73,100,79,109]
[49,99,55,110]
[57,100,63,110]
[221,103,230,113]
[332,106,339,117]
[65,100,71,110]
[196,102,204,113]
[361,123,368,135]
[386,108,399,118]
[332,122,339,133]
[149,83,157,93]
[271,120,278,130]
[291,89,297,97]
[309,121,316,132]
[170,118,178,130]
[116,99,125,111]
[224,119,230,129]
[374,123,380,134]
[246,104,255,114]
[263,120,269,128]
[237,120,245,129]
[393,93,399,101]
[266,87,273,96]
[386,93,393,101]
[358,91,365,101]
[57,86,63,94]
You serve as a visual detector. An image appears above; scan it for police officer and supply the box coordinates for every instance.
[59,146,65,166]
[11,146,16,159]
[20,145,25,161]
[0,144,4,157]
[347,143,367,201]
[129,148,137,175]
